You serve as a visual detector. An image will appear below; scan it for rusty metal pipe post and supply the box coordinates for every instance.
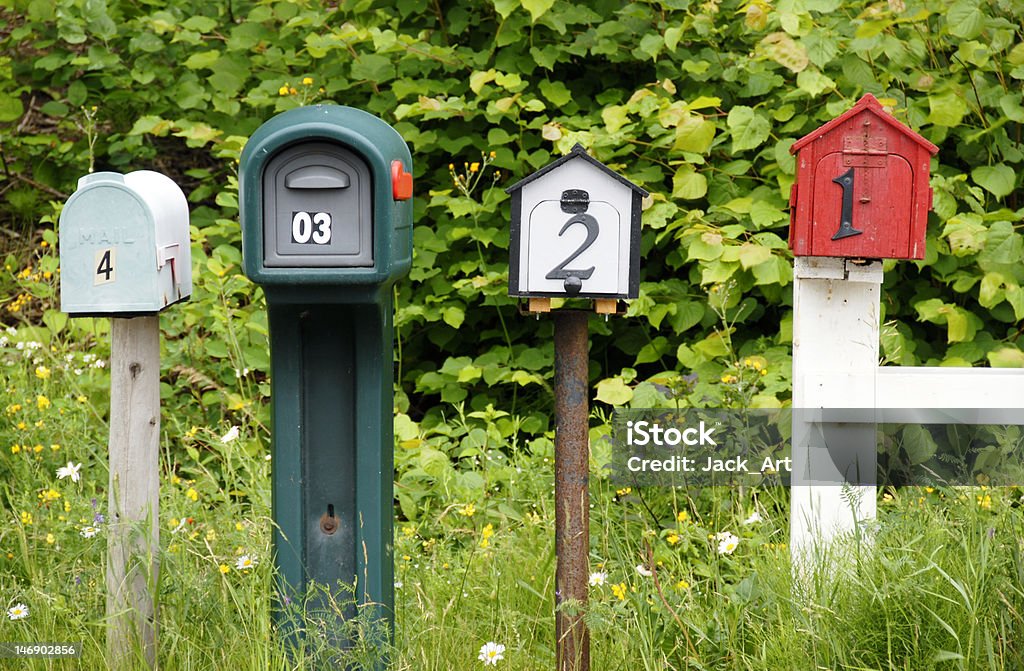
[553,310,590,671]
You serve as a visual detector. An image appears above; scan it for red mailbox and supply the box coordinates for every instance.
[788,94,938,259]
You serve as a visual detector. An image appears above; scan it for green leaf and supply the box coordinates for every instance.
[0,95,23,122]
[736,243,772,270]
[796,69,835,97]
[672,166,708,200]
[521,0,555,22]
[442,306,465,328]
[760,32,809,73]
[902,425,937,465]
[128,115,172,136]
[946,2,984,39]
[183,50,220,70]
[727,106,771,153]
[602,105,630,133]
[352,54,396,82]
[673,116,715,153]
[492,0,519,18]
[927,90,967,127]
[595,377,633,405]
[971,164,1015,199]
[988,346,1024,368]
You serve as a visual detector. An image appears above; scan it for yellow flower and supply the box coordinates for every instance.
[10,444,20,454]
[76,395,87,403]
[219,564,230,574]
[169,518,179,530]
[37,395,50,410]
[667,534,679,545]
[611,582,628,601]
[186,488,199,502]
[489,150,496,159]
[976,494,992,509]
[616,487,632,497]
[677,510,689,523]
[235,522,244,531]
[50,444,60,451]
[289,87,298,95]
[35,366,50,379]
[206,529,216,541]
[279,85,290,96]
[480,523,495,548]
[302,77,313,85]
[33,444,43,453]
[402,525,416,538]
[171,474,181,485]
[459,503,476,517]
[6,403,21,414]
[20,511,32,525]
[470,162,480,173]
[675,579,690,590]
[63,500,71,513]
[46,533,55,544]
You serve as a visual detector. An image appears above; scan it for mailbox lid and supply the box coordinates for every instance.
[263,142,373,268]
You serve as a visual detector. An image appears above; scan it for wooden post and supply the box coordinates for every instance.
[553,311,590,671]
[107,316,160,670]
[790,258,879,564]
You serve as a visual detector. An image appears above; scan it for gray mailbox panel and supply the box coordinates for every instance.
[263,142,373,268]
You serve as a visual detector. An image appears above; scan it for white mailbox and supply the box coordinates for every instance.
[59,170,191,316]
[506,143,646,299]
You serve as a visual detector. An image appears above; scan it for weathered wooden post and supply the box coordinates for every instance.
[59,170,192,669]
[507,144,646,671]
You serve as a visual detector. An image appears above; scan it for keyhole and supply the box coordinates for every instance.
[319,504,338,535]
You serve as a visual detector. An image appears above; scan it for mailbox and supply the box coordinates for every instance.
[59,171,191,315]
[788,94,938,259]
[239,105,412,662]
[506,143,646,299]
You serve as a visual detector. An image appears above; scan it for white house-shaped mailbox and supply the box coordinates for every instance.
[59,170,191,316]
[506,143,647,299]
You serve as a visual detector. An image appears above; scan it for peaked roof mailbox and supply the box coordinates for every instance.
[788,94,938,259]
[506,143,647,299]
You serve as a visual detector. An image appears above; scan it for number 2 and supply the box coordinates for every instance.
[94,248,115,285]
[545,213,598,281]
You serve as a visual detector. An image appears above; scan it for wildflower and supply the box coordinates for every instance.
[635,564,653,577]
[45,533,55,545]
[402,525,416,538]
[720,374,737,384]
[10,444,19,454]
[56,461,82,483]
[235,554,257,570]
[480,523,495,548]
[615,487,632,497]
[76,395,86,403]
[676,510,689,523]
[35,366,50,379]
[37,395,50,410]
[80,526,99,538]
[221,426,240,443]
[7,603,28,620]
[235,522,244,531]
[743,511,762,525]
[302,76,313,85]
[289,87,297,95]
[279,85,290,96]
[489,150,496,159]
[977,494,992,509]
[459,503,476,517]
[676,579,690,590]
[219,564,230,574]
[186,488,199,502]
[394,580,403,589]
[20,511,32,525]
[477,641,505,666]
[611,582,628,600]
[50,444,60,451]
[715,531,739,555]
[588,571,607,586]
[38,488,60,502]
[667,533,680,545]
[470,162,480,173]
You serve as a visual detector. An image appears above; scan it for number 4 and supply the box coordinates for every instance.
[94,248,115,285]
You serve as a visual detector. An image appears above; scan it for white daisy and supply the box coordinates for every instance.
[221,426,240,443]
[80,526,99,538]
[588,571,607,586]
[715,531,740,555]
[743,511,762,525]
[7,603,28,620]
[635,564,653,577]
[56,461,82,483]
[235,554,257,570]
[478,641,505,666]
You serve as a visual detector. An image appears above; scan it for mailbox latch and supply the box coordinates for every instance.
[842,135,887,168]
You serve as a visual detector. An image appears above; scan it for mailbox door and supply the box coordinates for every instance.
[525,199,621,295]
[263,142,373,268]
[809,152,913,258]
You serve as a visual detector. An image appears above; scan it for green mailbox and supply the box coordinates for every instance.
[239,105,412,657]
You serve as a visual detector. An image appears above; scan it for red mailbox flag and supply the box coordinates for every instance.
[788,94,938,260]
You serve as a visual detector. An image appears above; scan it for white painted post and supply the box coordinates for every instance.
[790,257,880,563]
[107,316,160,670]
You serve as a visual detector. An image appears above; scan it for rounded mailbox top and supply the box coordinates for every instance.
[238,105,413,297]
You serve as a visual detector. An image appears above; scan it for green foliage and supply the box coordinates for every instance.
[1,0,1023,422]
